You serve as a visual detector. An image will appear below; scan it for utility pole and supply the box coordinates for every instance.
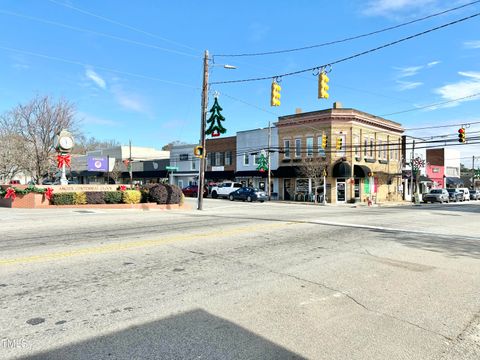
[267,121,271,200]
[197,50,209,210]
[129,139,133,189]
[410,140,415,202]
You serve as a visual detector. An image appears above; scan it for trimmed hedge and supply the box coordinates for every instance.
[85,191,105,204]
[74,192,87,205]
[148,184,182,204]
[50,186,182,205]
[52,192,75,205]
[122,190,141,204]
[105,191,123,204]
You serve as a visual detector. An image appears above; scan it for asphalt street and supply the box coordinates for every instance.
[1,199,480,359]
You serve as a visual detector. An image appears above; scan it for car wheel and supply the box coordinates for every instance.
[192,192,197,198]
[247,196,252,202]
[212,191,218,199]
[229,195,234,201]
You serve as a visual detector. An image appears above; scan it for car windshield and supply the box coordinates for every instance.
[429,190,442,194]
[446,189,456,193]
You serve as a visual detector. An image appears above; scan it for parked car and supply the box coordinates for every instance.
[210,182,243,199]
[446,188,464,202]
[458,188,471,201]
[423,189,449,203]
[469,189,480,200]
[182,185,208,197]
[229,187,267,202]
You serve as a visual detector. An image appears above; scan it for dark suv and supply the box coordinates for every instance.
[446,188,463,202]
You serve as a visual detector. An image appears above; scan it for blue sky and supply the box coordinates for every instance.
[1,0,479,164]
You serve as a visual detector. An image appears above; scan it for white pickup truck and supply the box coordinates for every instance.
[210,182,243,199]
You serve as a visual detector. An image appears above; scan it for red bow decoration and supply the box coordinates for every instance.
[5,187,16,200]
[57,154,71,168]
[45,187,54,201]
[119,185,127,191]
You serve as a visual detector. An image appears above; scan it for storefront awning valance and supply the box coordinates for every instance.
[446,177,463,185]
[205,170,235,180]
[354,165,371,178]
[235,170,268,178]
[273,166,302,178]
[332,161,351,178]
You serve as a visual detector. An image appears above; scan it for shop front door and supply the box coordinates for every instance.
[337,179,346,203]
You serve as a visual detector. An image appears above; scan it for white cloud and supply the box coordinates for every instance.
[396,80,423,90]
[111,86,150,115]
[85,68,106,89]
[434,71,480,106]
[394,60,440,78]
[427,61,440,67]
[464,40,480,49]
[78,112,120,127]
[394,65,424,78]
[362,0,438,17]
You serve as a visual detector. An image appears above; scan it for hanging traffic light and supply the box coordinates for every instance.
[193,145,204,158]
[336,137,342,150]
[270,81,281,106]
[321,134,328,149]
[318,71,330,99]
[458,128,466,143]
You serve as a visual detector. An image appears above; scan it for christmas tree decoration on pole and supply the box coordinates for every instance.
[256,150,269,172]
[205,97,226,137]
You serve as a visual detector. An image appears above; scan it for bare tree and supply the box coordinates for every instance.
[1,96,78,184]
[73,135,120,154]
[0,130,31,182]
[108,160,122,184]
[298,157,326,203]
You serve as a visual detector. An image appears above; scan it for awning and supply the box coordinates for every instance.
[446,177,463,185]
[205,170,235,180]
[354,165,371,178]
[235,170,268,178]
[272,166,302,178]
[419,175,432,182]
[332,161,351,178]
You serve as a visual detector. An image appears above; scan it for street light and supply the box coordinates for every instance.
[197,50,236,210]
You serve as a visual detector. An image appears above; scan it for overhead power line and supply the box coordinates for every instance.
[47,0,199,53]
[213,0,480,57]
[0,9,200,59]
[210,12,480,85]
[381,92,480,117]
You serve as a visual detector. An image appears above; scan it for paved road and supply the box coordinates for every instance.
[1,199,480,359]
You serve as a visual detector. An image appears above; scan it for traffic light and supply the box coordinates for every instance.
[321,134,328,149]
[270,81,281,106]
[193,145,204,158]
[318,71,330,99]
[458,128,466,143]
[336,137,342,150]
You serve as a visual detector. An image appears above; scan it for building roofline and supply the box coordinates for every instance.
[277,108,403,130]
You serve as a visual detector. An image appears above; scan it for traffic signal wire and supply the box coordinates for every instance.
[210,12,480,85]
[213,1,480,58]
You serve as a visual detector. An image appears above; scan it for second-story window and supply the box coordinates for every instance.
[353,134,360,157]
[284,140,290,159]
[225,151,232,166]
[364,138,368,157]
[179,154,189,161]
[191,160,196,170]
[369,138,375,158]
[243,152,249,166]
[378,140,383,159]
[295,138,301,158]
[306,137,313,157]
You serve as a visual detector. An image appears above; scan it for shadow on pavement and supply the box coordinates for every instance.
[20,309,305,360]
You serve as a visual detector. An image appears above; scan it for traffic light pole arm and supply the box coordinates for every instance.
[198,50,209,210]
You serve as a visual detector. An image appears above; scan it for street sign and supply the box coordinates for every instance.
[166,166,179,171]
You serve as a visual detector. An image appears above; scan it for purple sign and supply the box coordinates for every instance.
[87,156,108,172]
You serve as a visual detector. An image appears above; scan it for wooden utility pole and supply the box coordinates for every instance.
[267,121,271,200]
[197,50,209,210]
[410,140,415,202]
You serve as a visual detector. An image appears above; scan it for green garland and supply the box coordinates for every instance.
[0,185,48,198]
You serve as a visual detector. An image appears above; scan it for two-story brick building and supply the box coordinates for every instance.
[275,103,404,204]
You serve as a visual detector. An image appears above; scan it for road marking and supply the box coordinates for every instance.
[0,222,296,267]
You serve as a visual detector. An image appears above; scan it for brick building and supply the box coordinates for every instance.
[275,104,404,204]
